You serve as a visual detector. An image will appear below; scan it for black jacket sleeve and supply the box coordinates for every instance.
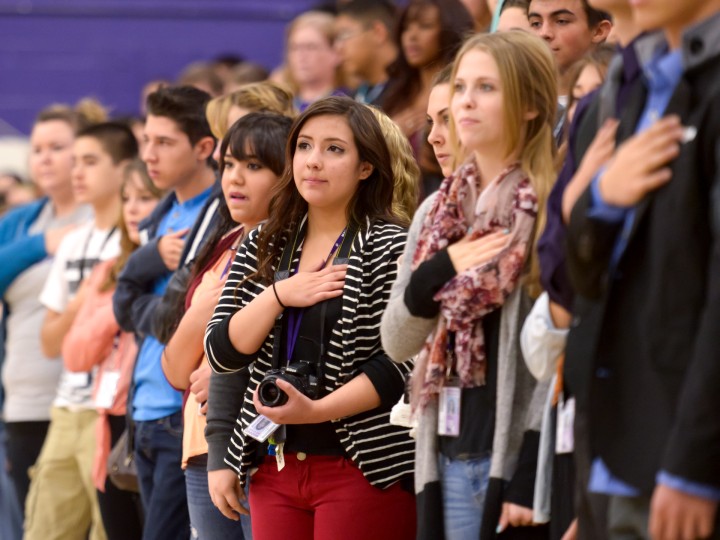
[565,186,623,300]
[403,248,457,318]
[113,238,170,335]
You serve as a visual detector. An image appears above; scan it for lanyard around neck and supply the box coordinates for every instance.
[78,226,116,283]
[285,228,347,363]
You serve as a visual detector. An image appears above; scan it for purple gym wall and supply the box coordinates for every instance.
[0,0,317,135]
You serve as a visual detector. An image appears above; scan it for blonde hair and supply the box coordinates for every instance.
[285,11,344,93]
[450,31,558,297]
[370,107,419,227]
[206,82,297,139]
[35,98,108,133]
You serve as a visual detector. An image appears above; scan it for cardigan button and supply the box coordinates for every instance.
[297,452,307,461]
[689,37,704,56]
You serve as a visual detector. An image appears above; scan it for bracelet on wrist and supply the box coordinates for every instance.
[272,281,286,309]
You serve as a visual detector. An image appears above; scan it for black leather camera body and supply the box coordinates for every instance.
[257,360,321,407]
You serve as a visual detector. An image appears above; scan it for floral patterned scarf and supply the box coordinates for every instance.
[410,156,538,412]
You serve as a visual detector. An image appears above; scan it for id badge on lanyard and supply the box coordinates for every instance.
[438,342,461,437]
[95,332,122,410]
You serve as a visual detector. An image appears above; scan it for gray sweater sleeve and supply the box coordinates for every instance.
[205,368,249,471]
[381,194,441,363]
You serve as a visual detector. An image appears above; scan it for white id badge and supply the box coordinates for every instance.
[244,415,280,442]
[556,395,575,454]
[438,384,462,437]
[94,370,121,409]
[66,371,91,388]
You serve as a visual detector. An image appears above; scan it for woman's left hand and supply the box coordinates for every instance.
[497,502,536,533]
[252,379,323,425]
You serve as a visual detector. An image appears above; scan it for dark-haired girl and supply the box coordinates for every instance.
[205,96,416,540]
[383,0,474,197]
[161,112,292,539]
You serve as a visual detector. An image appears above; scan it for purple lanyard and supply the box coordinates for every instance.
[219,228,244,281]
[219,244,238,281]
[285,229,346,363]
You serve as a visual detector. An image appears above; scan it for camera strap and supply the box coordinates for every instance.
[274,222,358,367]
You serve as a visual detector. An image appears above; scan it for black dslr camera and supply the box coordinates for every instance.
[257,361,321,407]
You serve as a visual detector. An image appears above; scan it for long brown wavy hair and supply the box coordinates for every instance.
[254,96,398,285]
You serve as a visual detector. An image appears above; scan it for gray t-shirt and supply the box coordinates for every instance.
[1,202,92,422]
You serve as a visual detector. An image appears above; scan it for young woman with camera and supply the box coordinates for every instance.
[204,96,416,540]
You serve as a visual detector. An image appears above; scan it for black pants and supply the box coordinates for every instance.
[96,414,144,540]
[5,420,50,515]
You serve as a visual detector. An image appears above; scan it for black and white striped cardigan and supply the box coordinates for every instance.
[204,217,415,488]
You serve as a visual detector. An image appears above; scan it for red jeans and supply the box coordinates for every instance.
[248,453,416,540]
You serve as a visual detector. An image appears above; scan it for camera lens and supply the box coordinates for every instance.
[258,379,288,407]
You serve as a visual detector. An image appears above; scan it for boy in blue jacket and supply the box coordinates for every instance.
[113,86,218,540]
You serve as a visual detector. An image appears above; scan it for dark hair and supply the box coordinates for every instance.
[337,0,398,33]
[254,96,397,284]
[219,112,293,179]
[581,0,612,27]
[189,112,293,289]
[383,0,474,116]
[212,54,245,69]
[145,85,215,146]
[501,0,529,13]
[76,121,139,164]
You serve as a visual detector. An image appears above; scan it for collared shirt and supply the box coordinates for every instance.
[132,186,212,422]
[587,18,720,500]
[537,33,661,311]
[588,47,683,267]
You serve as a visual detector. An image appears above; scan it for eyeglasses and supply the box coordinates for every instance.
[335,26,370,44]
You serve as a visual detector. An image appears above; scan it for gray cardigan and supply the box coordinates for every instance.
[380,193,549,538]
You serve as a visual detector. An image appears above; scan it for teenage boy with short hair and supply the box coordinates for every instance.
[27,122,138,540]
[335,0,398,109]
[528,0,612,100]
[113,86,216,540]
[565,0,720,537]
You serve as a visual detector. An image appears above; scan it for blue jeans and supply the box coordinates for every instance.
[0,422,22,540]
[185,454,251,540]
[438,453,492,540]
[134,411,189,540]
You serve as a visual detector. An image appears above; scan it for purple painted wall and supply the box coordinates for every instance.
[0,0,317,134]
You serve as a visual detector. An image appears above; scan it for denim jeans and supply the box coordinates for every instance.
[438,453,492,540]
[134,411,189,540]
[185,454,251,540]
[0,422,22,540]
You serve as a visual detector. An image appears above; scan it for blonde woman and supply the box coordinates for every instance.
[381,31,557,540]
[283,11,347,111]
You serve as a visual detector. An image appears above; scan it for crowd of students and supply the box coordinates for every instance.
[1,0,719,539]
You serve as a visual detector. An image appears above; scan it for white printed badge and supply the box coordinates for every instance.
[438,383,462,437]
[65,371,91,389]
[244,414,280,443]
[556,395,576,454]
[94,370,121,409]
